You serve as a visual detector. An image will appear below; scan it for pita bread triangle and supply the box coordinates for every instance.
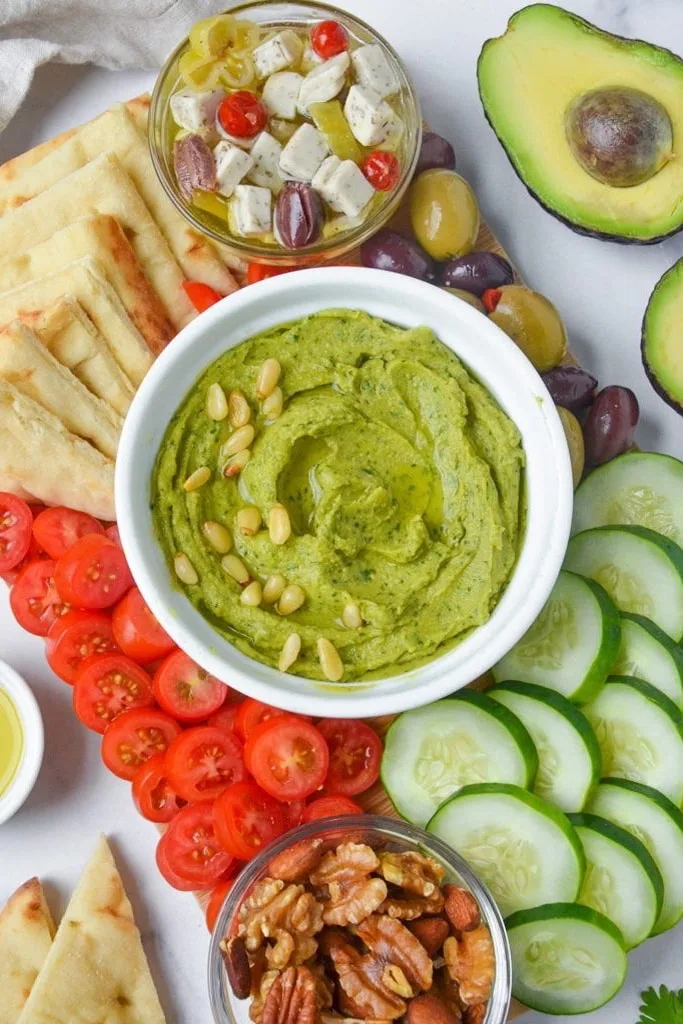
[0,877,55,1024]
[16,837,166,1024]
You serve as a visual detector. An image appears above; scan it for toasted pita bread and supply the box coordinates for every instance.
[0,322,122,458]
[0,215,173,354]
[0,381,115,520]
[0,475,35,502]
[25,299,135,417]
[0,258,152,386]
[17,838,165,1024]
[0,153,193,331]
[0,878,55,1024]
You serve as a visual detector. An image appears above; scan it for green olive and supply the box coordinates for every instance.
[409,169,480,261]
[557,406,585,487]
[488,285,567,372]
[443,287,486,313]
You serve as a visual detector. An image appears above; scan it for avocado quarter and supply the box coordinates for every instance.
[642,259,683,414]
[477,4,683,244]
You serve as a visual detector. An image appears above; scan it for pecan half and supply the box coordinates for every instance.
[443,886,480,932]
[249,969,280,1023]
[407,992,462,1024]
[356,915,433,992]
[379,851,445,897]
[268,838,325,883]
[408,916,450,957]
[220,935,251,999]
[262,966,317,1024]
[463,1004,486,1024]
[379,892,444,921]
[330,942,406,1021]
[444,927,495,1006]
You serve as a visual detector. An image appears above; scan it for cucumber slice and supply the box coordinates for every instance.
[612,613,683,710]
[428,783,585,917]
[489,682,601,812]
[492,570,620,703]
[583,676,683,805]
[506,903,627,1014]
[381,692,537,828]
[570,812,664,949]
[573,451,683,546]
[587,779,683,934]
[565,526,683,641]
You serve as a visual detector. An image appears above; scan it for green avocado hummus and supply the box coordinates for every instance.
[152,309,525,682]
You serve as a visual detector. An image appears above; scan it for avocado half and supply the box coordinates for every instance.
[478,4,683,244]
[642,259,683,413]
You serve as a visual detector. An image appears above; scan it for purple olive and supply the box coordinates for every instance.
[440,252,513,296]
[583,385,639,466]
[174,134,216,199]
[416,131,456,175]
[360,229,435,280]
[275,182,324,249]
[541,366,598,412]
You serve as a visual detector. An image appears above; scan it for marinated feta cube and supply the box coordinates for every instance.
[311,155,342,205]
[230,185,272,235]
[262,71,304,120]
[279,123,329,181]
[170,89,223,133]
[248,132,283,192]
[297,53,350,114]
[344,84,397,147]
[351,43,399,98]
[320,159,375,217]
[213,141,253,197]
[252,30,303,78]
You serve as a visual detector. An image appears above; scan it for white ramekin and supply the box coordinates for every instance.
[0,659,44,825]
[116,267,573,718]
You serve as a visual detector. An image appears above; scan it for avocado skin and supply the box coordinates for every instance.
[641,259,683,414]
[478,4,683,245]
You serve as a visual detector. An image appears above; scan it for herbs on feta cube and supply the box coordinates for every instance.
[297,52,350,114]
[314,158,374,217]
[279,123,330,181]
[351,43,399,98]
[247,132,284,191]
[170,89,224,133]
[262,71,304,120]
[343,84,397,147]
[213,141,253,197]
[252,30,303,78]
[230,185,272,235]
[311,155,342,203]
[300,43,325,73]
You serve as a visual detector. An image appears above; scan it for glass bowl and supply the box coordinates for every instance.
[149,0,422,267]
[207,814,512,1024]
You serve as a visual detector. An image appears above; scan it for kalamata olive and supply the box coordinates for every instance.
[440,252,513,296]
[174,134,216,199]
[275,182,324,249]
[416,131,456,175]
[557,407,585,487]
[541,366,598,412]
[360,229,435,280]
[583,385,639,466]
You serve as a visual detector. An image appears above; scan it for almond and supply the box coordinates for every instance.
[463,1005,487,1024]
[444,885,480,932]
[220,935,251,1000]
[407,992,461,1024]
[408,916,450,956]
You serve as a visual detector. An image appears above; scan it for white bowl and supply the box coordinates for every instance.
[116,267,573,718]
[0,659,44,825]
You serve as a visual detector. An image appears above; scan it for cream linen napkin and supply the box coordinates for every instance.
[0,0,228,133]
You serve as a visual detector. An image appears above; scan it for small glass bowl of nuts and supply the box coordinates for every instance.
[207,815,512,1024]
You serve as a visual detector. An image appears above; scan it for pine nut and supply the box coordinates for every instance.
[256,358,281,399]
[223,449,251,477]
[221,554,250,585]
[269,503,291,545]
[342,602,362,629]
[174,552,198,585]
[237,506,262,536]
[240,580,263,606]
[207,382,228,421]
[263,573,286,604]
[202,521,232,553]
[222,424,255,458]
[262,386,283,421]
[229,389,251,428]
[278,633,301,672]
[277,584,305,615]
[183,466,211,492]
[317,637,343,681]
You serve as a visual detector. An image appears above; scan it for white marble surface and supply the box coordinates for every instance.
[0,1,682,1022]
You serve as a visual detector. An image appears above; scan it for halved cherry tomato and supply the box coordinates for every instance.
[32,506,104,560]
[112,587,176,663]
[10,559,70,636]
[153,649,227,723]
[106,523,121,546]
[54,534,133,610]
[246,263,293,285]
[73,653,154,734]
[361,150,400,192]
[316,719,382,796]
[245,717,329,801]
[0,493,33,574]
[206,878,236,931]
[213,780,285,861]
[157,804,235,891]
[46,609,119,683]
[132,751,186,823]
[183,280,222,313]
[234,698,309,740]
[282,799,306,831]
[101,706,181,781]
[217,91,267,138]
[2,533,45,586]
[310,19,349,59]
[302,794,363,821]
[208,704,241,734]
[165,725,246,803]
